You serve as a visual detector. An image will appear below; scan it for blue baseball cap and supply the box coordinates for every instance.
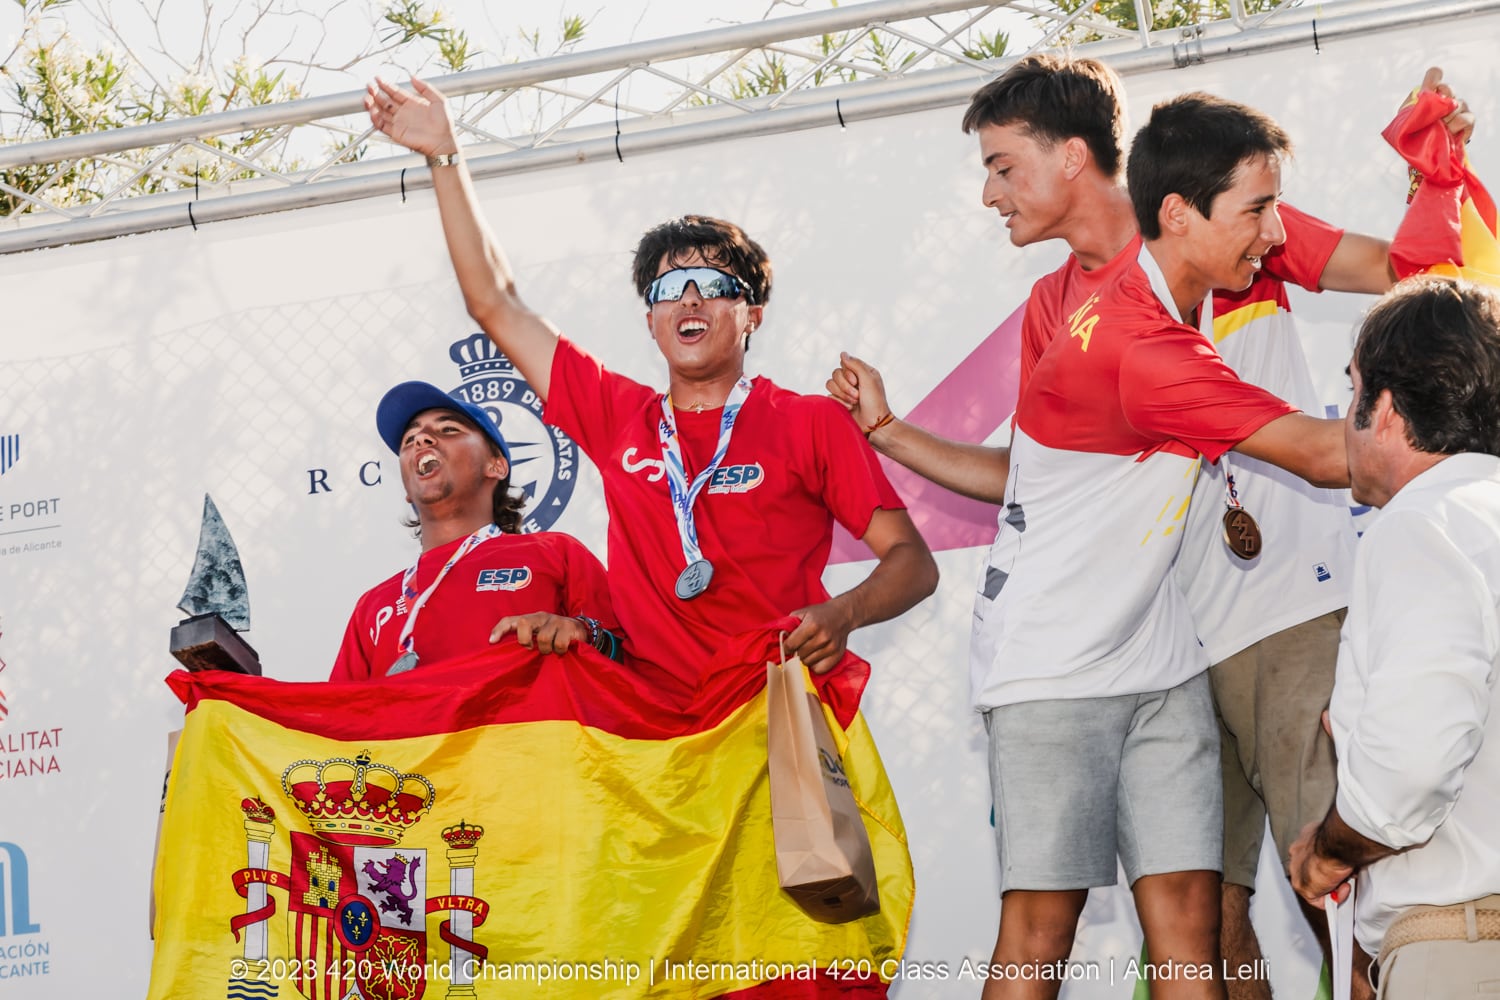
[376,381,510,462]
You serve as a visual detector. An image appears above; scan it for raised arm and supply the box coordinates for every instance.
[1318,232,1395,295]
[366,76,560,399]
[829,353,1009,503]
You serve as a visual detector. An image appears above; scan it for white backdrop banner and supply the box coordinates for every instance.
[0,12,1495,997]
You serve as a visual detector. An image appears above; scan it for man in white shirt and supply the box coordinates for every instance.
[1290,276,1500,997]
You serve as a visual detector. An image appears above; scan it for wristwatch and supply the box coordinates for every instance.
[426,151,461,169]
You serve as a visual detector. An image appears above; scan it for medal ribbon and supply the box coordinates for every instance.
[395,523,502,658]
[657,377,754,571]
[1224,472,1246,511]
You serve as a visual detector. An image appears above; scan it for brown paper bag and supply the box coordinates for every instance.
[766,652,880,923]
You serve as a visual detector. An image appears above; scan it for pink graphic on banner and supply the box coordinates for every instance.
[830,304,1023,563]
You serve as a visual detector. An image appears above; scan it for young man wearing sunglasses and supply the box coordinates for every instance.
[364,77,937,715]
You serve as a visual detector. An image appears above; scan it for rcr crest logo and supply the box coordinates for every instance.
[446,334,578,533]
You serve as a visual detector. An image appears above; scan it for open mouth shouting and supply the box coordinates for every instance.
[677,317,709,343]
[414,451,441,478]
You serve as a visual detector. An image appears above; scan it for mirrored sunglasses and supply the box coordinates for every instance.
[645,267,753,306]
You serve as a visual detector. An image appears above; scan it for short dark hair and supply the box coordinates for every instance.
[960,54,1126,178]
[1352,276,1500,457]
[1127,92,1291,239]
[631,215,773,308]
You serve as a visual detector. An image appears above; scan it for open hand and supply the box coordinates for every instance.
[365,76,460,158]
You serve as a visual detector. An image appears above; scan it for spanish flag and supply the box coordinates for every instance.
[1383,87,1500,287]
[147,624,912,1000]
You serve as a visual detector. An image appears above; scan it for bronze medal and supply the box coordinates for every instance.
[1221,507,1262,561]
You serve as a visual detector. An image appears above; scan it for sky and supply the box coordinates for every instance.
[1,0,810,95]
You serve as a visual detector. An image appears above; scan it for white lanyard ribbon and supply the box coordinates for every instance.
[395,523,502,658]
[657,377,753,570]
[1140,245,1249,511]
[1324,880,1355,1000]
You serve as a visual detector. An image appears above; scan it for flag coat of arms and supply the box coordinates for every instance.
[148,624,913,999]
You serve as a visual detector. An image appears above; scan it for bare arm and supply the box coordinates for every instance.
[785,507,939,675]
[829,353,1009,504]
[1319,232,1395,294]
[366,77,560,399]
[1232,413,1349,489]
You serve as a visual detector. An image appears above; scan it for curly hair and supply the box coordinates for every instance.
[631,215,773,309]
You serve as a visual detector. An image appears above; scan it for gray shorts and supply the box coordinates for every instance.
[984,672,1223,893]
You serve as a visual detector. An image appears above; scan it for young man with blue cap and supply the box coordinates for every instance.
[328,380,621,680]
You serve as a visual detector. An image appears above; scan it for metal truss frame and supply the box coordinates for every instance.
[0,0,1491,254]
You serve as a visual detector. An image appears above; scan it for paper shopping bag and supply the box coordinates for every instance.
[766,652,880,923]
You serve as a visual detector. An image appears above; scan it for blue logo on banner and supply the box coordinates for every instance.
[446,334,578,532]
[0,843,41,936]
[0,435,17,477]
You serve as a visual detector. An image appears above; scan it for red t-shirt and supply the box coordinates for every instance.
[971,241,1301,709]
[545,338,904,697]
[329,530,617,681]
[1018,233,1144,403]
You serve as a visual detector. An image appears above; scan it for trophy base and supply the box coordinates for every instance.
[170,613,261,675]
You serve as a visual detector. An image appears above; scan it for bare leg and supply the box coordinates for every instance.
[1220,882,1272,1000]
[1352,942,1374,1000]
[979,889,1089,1000]
[1133,870,1226,1000]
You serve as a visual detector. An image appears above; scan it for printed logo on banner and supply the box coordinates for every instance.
[0,630,65,781]
[446,333,577,532]
[0,431,64,557]
[226,753,492,1000]
[0,842,52,983]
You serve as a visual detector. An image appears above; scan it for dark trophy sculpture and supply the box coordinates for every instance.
[169,495,261,674]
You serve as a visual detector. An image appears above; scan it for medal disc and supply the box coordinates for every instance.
[386,651,420,676]
[675,559,713,600]
[1222,507,1263,561]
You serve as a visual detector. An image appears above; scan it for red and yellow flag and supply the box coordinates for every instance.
[1384,88,1500,287]
[148,624,912,1000]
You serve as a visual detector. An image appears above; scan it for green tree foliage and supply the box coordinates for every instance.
[0,0,586,215]
[1050,0,1289,37]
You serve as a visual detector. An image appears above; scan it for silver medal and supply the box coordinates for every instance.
[386,651,419,676]
[675,559,713,600]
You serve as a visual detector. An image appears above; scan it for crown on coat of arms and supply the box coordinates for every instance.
[240,796,276,824]
[449,332,518,381]
[280,749,435,847]
[441,820,485,849]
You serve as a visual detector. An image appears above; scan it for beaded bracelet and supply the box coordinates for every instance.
[575,616,622,662]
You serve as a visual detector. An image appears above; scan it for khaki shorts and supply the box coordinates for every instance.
[1210,608,1343,889]
[1374,896,1500,998]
